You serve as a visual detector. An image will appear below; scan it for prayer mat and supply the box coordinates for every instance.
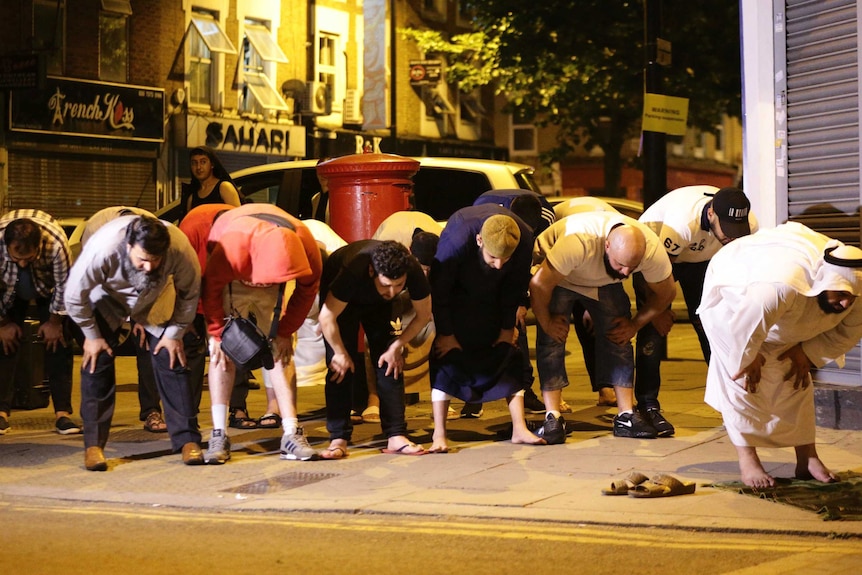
[707,471,862,521]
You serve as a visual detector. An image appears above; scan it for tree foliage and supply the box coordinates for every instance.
[401,1,741,192]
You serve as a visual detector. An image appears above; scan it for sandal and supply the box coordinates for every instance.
[361,406,380,423]
[229,409,258,429]
[628,474,697,498]
[381,442,427,456]
[601,471,650,495]
[143,411,168,433]
[257,413,282,429]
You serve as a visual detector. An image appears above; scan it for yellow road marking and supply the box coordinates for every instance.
[3,502,860,554]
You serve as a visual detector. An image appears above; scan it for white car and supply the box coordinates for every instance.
[157,156,540,224]
[231,156,542,223]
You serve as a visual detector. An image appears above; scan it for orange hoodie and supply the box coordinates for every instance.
[203,204,322,339]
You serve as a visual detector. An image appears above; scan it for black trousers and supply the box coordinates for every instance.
[0,297,73,415]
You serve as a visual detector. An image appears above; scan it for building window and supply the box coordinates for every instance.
[188,10,236,108]
[714,124,726,161]
[510,109,537,156]
[240,20,289,116]
[456,0,473,27]
[422,0,446,17]
[33,0,64,75]
[99,0,131,83]
[315,32,338,113]
[460,91,485,125]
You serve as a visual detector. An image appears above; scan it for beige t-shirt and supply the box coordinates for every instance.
[534,211,672,300]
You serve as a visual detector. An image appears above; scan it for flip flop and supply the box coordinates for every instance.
[428,446,449,454]
[381,443,427,456]
[628,474,697,498]
[320,445,349,460]
[601,471,650,495]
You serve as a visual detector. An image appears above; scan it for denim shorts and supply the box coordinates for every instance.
[536,283,635,391]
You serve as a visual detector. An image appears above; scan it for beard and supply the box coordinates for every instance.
[121,249,161,292]
[603,251,628,281]
[817,292,847,314]
[477,249,502,277]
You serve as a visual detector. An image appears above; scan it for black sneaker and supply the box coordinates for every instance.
[55,416,82,435]
[613,411,657,439]
[536,413,566,444]
[0,415,9,435]
[640,407,675,437]
[460,403,484,419]
[405,392,420,406]
[524,391,546,414]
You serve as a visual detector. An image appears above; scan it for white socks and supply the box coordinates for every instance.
[283,417,298,435]
[212,404,228,431]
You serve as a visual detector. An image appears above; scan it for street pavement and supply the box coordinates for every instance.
[1,323,861,537]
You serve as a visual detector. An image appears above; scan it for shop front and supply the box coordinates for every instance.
[172,113,307,192]
[4,77,164,218]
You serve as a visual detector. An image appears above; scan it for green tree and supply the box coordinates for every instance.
[401,1,740,196]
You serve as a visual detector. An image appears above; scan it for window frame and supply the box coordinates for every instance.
[188,10,237,109]
[99,6,130,83]
[316,31,338,109]
[239,20,290,115]
[509,111,538,156]
[33,0,65,76]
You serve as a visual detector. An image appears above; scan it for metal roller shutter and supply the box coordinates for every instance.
[8,152,156,218]
[782,0,861,385]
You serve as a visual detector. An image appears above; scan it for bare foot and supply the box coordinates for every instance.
[430,433,449,453]
[736,446,775,488]
[511,429,547,445]
[796,457,839,483]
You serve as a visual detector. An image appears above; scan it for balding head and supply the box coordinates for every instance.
[604,224,646,280]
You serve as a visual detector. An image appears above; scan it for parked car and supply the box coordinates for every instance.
[157,156,541,224]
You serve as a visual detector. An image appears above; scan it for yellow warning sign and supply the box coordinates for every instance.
[642,93,689,136]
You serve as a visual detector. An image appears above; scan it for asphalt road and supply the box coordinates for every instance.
[3,500,860,575]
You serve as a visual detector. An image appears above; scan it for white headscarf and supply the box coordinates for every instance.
[701,222,862,311]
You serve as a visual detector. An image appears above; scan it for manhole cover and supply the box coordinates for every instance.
[224,471,340,495]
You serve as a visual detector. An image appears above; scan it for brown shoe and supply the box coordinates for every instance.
[84,446,107,471]
[181,442,205,465]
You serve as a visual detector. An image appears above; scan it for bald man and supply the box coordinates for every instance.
[531,212,676,440]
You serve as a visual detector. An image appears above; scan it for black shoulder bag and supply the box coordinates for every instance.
[219,212,295,371]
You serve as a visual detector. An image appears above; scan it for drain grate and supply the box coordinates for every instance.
[223,471,340,495]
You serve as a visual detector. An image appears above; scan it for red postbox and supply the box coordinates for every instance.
[316,153,419,243]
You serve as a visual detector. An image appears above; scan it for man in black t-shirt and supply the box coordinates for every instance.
[318,240,432,458]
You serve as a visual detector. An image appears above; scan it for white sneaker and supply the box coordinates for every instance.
[205,429,231,464]
[280,427,319,461]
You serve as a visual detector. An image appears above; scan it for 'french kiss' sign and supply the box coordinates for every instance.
[10,76,165,142]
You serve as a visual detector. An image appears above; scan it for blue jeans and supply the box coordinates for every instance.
[536,284,634,392]
[634,262,710,410]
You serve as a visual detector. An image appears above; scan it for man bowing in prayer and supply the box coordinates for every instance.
[699,222,862,488]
